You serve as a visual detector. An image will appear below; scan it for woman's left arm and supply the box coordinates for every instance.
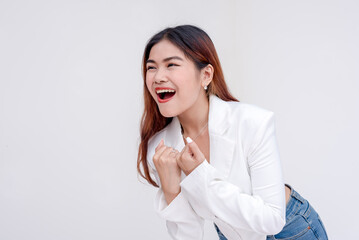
[179,112,286,235]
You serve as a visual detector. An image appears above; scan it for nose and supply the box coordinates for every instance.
[154,67,168,84]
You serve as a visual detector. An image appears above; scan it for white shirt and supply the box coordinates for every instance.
[147,94,286,240]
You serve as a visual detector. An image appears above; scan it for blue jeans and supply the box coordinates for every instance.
[214,184,328,240]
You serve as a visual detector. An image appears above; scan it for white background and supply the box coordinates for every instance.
[0,0,358,239]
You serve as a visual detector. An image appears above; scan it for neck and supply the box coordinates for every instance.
[178,93,209,138]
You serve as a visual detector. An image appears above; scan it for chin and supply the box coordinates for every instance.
[158,108,178,118]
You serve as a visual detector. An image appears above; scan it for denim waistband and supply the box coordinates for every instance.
[285,184,306,218]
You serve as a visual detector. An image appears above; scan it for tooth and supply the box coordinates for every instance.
[156,89,175,94]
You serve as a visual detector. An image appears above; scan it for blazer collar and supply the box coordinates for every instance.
[208,94,232,136]
[164,94,235,178]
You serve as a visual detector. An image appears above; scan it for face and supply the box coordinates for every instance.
[145,40,205,118]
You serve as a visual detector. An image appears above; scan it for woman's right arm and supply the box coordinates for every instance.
[148,140,205,240]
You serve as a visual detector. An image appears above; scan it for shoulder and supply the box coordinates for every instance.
[209,95,276,135]
[222,99,275,128]
[223,100,276,142]
[210,95,274,123]
[223,101,278,159]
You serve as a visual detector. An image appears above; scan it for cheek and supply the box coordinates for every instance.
[180,73,201,93]
[145,75,158,100]
[145,75,152,92]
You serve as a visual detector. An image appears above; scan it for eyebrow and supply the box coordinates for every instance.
[146,56,184,64]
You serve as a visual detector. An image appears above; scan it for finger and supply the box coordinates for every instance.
[176,145,188,167]
[185,136,193,144]
[155,139,164,152]
[170,149,179,158]
[175,149,183,168]
[153,145,168,162]
[175,147,181,158]
[181,141,192,157]
[180,140,189,153]
[160,147,176,159]
[185,137,203,159]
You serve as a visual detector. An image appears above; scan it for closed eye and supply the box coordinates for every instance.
[168,63,179,67]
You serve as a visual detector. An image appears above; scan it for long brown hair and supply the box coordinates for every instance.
[137,25,239,187]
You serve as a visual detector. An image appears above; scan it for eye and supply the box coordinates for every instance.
[147,66,156,70]
[168,63,178,67]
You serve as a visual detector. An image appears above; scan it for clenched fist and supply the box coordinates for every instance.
[176,137,206,176]
[152,138,207,204]
[153,139,181,204]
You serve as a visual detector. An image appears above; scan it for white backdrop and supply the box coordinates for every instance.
[0,0,358,239]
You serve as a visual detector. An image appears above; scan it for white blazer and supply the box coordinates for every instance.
[147,94,286,240]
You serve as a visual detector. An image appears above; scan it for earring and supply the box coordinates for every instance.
[204,85,208,90]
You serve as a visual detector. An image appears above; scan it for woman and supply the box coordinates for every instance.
[137,25,328,240]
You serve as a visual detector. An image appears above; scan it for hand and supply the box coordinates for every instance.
[153,139,181,204]
[176,137,206,176]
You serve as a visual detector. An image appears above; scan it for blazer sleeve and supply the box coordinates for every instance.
[147,153,205,239]
[180,112,286,235]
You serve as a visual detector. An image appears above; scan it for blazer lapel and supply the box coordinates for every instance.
[164,117,185,151]
[163,95,235,179]
[208,95,235,178]
[163,117,186,180]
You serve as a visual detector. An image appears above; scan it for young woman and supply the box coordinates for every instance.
[137,25,328,240]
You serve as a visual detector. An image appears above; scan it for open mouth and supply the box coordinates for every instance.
[156,89,176,103]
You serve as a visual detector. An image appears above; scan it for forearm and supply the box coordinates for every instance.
[181,160,286,234]
[155,188,205,240]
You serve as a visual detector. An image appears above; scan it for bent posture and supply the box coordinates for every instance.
[137,25,328,240]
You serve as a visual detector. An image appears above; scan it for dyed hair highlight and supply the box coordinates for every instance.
[137,25,238,187]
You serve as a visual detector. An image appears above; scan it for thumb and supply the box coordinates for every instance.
[185,137,204,159]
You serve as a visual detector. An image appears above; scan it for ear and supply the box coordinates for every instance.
[201,64,214,88]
